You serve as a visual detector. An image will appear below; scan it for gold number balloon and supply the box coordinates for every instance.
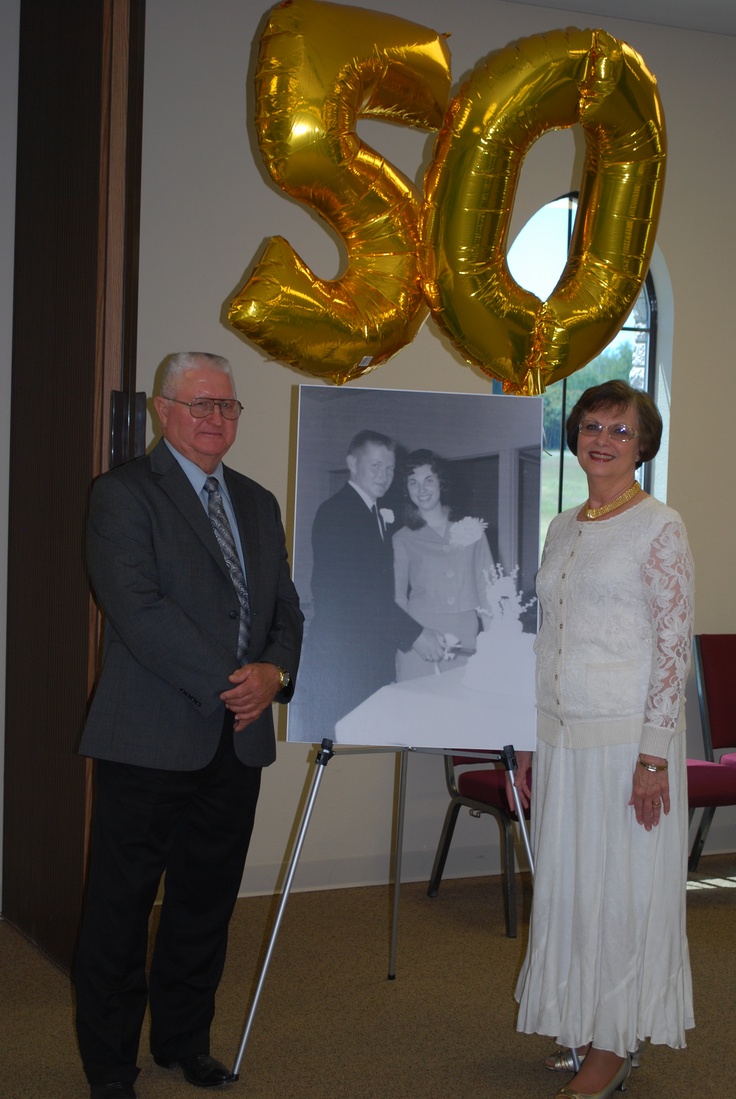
[423,27,666,394]
[228,0,451,385]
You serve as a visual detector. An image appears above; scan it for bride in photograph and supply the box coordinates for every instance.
[393,449,494,681]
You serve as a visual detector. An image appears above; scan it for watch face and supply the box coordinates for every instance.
[279,668,291,688]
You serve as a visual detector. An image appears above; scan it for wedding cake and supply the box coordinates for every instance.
[463,566,536,696]
[335,562,538,751]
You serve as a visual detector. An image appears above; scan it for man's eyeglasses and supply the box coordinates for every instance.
[163,397,244,420]
[578,419,638,443]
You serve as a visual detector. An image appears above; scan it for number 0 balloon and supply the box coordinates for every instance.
[423,27,666,394]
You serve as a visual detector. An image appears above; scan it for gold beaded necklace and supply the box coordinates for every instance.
[585,481,640,520]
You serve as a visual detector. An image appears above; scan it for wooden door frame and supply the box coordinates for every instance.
[2,0,145,971]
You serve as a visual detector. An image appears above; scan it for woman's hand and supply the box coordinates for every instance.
[506,750,533,813]
[629,754,670,830]
[412,627,447,662]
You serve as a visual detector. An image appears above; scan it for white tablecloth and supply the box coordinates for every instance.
[335,664,536,751]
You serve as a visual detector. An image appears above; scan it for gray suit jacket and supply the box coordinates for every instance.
[80,439,303,770]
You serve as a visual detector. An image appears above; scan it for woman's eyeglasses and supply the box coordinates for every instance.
[578,420,638,443]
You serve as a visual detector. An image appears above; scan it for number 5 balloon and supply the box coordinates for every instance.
[228,0,451,385]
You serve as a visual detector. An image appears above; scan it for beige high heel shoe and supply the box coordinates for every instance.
[555,1054,631,1099]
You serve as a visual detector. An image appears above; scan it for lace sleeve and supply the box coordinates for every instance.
[640,518,695,757]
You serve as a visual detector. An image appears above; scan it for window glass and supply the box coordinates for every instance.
[508,194,658,542]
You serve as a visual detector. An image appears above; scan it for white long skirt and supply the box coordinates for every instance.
[515,737,694,1055]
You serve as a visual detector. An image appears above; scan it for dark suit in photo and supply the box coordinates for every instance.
[290,481,421,740]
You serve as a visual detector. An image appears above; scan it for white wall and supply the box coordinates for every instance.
[0,0,20,910]
[133,0,736,894]
[3,1,732,902]
[1,0,733,923]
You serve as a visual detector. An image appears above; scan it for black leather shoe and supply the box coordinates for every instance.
[155,1053,233,1088]
[90,1084,136,1099]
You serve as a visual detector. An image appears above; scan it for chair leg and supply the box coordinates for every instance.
[427,800,462,897]
[497,814,517,938]
[688,806,716,872]
[428,798,521,937]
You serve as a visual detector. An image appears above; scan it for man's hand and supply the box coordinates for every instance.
[221,663,281,732]
[412,628,447,662]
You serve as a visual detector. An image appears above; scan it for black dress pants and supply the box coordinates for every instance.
[74,715,261,1086]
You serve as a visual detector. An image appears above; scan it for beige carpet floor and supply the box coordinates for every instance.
[2,853,735,1098]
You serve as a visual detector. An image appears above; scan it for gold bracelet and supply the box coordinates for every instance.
[637,755,668,772]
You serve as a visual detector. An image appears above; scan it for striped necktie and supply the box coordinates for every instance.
[204,476,250,661]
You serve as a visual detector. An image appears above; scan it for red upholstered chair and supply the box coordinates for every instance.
[427,753,530,937]
[686,634,736,871]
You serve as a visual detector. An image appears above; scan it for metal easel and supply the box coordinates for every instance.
[230,739,534,1079]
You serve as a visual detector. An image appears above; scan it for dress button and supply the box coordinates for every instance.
[229,610,238,619]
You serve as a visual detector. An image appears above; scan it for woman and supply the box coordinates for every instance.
[392,449,494,680]
[510,381,694,1099]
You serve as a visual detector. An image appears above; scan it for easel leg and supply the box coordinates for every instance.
[230,739,335,1080]
[502,743,535,878]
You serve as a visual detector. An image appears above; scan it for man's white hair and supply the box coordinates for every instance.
[159,352,236,396]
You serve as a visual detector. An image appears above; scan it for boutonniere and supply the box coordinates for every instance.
[380,508,394,526]
[449,516,488,546]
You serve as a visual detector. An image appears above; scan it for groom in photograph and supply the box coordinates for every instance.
[292,430,445,740]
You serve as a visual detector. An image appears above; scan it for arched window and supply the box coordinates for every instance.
[508,194,661,539]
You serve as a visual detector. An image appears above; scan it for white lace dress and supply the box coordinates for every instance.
[515,496,695,1055]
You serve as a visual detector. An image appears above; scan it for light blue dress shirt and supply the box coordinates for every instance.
[163,438,247,578]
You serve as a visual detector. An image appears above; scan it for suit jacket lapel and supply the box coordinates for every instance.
[149,440,231,581]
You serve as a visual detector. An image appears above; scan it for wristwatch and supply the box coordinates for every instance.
[277,666,291,690]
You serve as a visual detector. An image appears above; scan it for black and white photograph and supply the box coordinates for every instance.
[287,386,542,750]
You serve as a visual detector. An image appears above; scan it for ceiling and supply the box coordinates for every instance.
[505,0,736,37]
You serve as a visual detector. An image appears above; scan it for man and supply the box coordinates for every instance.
[74,353,303,1099]
[290,430,444,740]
